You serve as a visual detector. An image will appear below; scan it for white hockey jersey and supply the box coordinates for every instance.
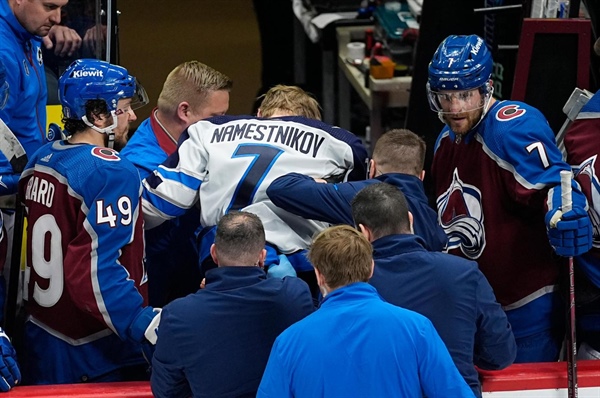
[143,115,367,253]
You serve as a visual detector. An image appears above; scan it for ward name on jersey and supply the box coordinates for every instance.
[143,115,368,254]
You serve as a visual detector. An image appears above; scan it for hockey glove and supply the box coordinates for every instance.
[0,328,19,392]
[267,254,297,279]
[546,205,593,257]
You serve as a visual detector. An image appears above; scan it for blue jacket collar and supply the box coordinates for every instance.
[372,234,427,259]
[375,173,427,201]
[204,266,267,291]
[321,282,381,306]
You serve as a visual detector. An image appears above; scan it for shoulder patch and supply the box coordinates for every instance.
[91,147,120,161]
[495,104,526,121]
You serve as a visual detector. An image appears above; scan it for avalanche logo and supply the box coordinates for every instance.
[91,147,120,161]
[495,104,526,121]
[573,155,600,247]
[437,168,486,259]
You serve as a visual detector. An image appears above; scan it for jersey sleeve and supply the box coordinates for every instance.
[71,163,151,341]
[473,271,517,370]
[142,127,207,229]
[486,103,586,211]
[267,173,357,225]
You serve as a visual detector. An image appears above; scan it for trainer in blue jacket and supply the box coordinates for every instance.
[267,129,448,251]
[351,183,516,397]
[258,225,473,398]
[151,211,315,398]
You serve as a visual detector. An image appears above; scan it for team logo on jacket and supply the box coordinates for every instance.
[91,147,120,161]
[437,168,486,259]
[573,155,600,247]
[37,47,43,66]
[495,104,526,121]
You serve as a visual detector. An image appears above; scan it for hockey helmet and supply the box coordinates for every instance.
[58,59,148,120]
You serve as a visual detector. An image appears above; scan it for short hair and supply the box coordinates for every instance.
[62,99,109,135]
[308,225,373,290]
[351,183,411,240]
[372,129,426,176]
[157,61,232,116]
[214,211,265,265]
[258,85,322,120]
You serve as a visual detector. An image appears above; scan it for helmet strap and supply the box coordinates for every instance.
[469,82,494,131]
[82,111,119,148]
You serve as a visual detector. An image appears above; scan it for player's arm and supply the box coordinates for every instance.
[142,129,206,229]
[496,108,591,256]
[267,173,356,225]
[473,271,517,370]
[72,166,158,343]
[150,307,193,398]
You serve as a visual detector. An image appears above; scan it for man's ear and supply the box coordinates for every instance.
[408,211,414,234]
[177,102,191,122]
[258,248,267,267]
[419,170,425,181]
[210,244,218,265]
[257,108,263,117]
[368,159,376,179]
[358,223,374,242]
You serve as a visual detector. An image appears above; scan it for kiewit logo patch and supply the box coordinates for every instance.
[72,70,103,78]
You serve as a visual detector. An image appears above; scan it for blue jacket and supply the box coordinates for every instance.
[258,283,474,398]
[267,172,448,251]
[0,0,48,193]
[370,234,517,397]
[121,112,201,306]
[151,266,315,398]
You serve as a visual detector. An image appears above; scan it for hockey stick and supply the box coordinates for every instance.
[557,170,578,398]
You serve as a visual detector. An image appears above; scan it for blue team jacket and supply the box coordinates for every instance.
[0,0,48,187]
[151,267,315,398]
[267,172,448,251]
[258,283,475,398]
[370,234,517,397]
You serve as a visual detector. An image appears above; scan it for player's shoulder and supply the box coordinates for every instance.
[487,100,548,127]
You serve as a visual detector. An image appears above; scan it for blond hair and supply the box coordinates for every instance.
[373,129,426,176]
[258,85,321,120]
[157,61,232,116]
[308,225,373,290]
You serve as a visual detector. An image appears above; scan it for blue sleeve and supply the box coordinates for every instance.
[473,271,517,370]
[417,318,475,397]
[83,164,152,341]
[151,307,193,398]
[256,338,293,398]
[0,173,18,196]
[267,173,359,225]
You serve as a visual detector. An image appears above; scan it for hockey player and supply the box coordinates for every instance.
[142,114,368,280]
[18,59,159,384]
[428,34,592,362]
[563,88,600,360]
[120,61,231,307]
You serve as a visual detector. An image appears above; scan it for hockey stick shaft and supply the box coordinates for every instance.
[560,170,577,398]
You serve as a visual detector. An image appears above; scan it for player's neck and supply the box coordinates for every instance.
[155,109,182,144]
[68,128,107,147]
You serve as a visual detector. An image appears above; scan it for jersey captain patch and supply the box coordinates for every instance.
[495,104,526,121]
[91,147,120,161]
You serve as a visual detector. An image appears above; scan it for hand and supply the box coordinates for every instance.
[82,24,107,56]
[546,206,593,257]
[144,308,162,345]
[43,25,82,57]
[0,328,20,392]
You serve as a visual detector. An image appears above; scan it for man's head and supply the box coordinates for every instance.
[59,59,148,149]
[210,211,267,267]
[370,129,426,179]
[9,0,68,37]
[157,61,232,125]
[0,60,8,110]
[351,183,412,242]
[308,225,373,295]
[257,85,321,120]
[427,35,494,135]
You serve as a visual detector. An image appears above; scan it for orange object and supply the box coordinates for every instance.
[370,56,395,79]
